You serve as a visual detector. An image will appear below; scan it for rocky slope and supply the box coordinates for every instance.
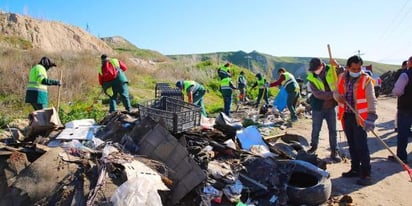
[0,11,113,54]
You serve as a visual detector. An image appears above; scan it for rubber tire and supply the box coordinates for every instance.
[374,86,380,98]
[286,160,332,206]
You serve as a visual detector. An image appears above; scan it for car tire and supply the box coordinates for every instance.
[286,160,332,206]
[374,87,380,98]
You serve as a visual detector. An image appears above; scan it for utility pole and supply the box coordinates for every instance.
[356,50,365,57]
[245,56,251,71]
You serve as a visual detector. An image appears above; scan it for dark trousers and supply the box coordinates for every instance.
[256,88,269,107]
[396,111,412,162]
[287,91,299,120]
[31,103,46,111]
[221,89,233,116]
[343,112,371,177]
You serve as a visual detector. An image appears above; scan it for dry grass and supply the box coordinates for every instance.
[0,47,228,120]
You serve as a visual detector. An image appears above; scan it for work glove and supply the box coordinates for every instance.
[57,80,62,86]
[364,113,378,132]
[334,94,346,104]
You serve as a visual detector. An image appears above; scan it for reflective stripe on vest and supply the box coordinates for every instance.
[221,77,232,90]
[337,73,370,127]
[27,64,47,91]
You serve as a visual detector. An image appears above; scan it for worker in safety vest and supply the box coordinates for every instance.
[218,62,232,80]
[251,73,269,109]
[176,80,207,117]
[238,71,247,102]
[220,75,237,117]
[270,68,300,121]
[25,56,61,110]
[333,55,377,186]
[306,57,344,163]
[99,54,131,113]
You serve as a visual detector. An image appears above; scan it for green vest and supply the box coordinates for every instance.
[220,65,229,73]
[306,65,335,91]
[257,78,266,88]
[182,80,199,94]
[27,64,48,92]
[306,65,336,110]
[220,77,231,90]
[98,58,128,83]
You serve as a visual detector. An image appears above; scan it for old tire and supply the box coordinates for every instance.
[286,160,332,206]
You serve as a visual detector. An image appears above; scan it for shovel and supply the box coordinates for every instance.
[344,101,412,181]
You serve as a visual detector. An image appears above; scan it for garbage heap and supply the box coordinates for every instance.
[0,104,329,206]
[380,70,401,95]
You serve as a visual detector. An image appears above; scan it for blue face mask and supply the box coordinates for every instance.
[349,71,361,78]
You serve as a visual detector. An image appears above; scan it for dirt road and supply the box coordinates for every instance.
[286,95,411,206]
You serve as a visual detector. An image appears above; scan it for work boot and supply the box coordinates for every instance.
[331,150,342,163]
[341,169,359,178]
[356,176,373,186]
[307,146,317,154]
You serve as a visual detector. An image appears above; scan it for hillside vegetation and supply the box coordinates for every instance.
[0,10,401,127]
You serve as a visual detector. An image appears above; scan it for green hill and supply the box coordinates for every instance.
[168,51,400,80]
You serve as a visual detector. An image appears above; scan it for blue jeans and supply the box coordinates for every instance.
[396,111,412,162]
[343,112,371,177]
[310,108,338,151]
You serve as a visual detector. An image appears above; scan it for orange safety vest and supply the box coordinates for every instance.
[336,72,371,127]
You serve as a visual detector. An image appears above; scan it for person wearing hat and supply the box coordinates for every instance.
[237,71,247,102]
[25,56,61,110]
[176,80,207,117]
[99,54,131,113]
[306,57,344,163]
[269,68,300,121]
[251,73,269,108]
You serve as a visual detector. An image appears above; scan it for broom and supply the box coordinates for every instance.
[345,101,412,181]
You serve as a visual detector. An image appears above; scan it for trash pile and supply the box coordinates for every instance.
[379,70,401,95]
[1,100,332,206]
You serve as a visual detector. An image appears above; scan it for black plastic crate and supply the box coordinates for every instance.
[138,96,201,133]
[155,83,183,100]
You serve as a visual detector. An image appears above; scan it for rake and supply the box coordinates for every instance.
[344,101,412,181]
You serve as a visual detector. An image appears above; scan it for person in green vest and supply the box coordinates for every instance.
[238,71,247,102]
[218,62,232,80]
[269,68,300,121]
[25,56,61,110]
[176,80,207,117]
[220,76,237,117]
[99,54,131,113]
[251,73,269,108]
[306,57,344,162]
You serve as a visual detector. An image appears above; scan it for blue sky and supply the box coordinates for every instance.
[1,0,411,65]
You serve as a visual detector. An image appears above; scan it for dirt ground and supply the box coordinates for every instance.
[284,95,411,206]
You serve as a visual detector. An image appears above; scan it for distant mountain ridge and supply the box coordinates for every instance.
[0,10,399,77]
[168,51,399,79]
